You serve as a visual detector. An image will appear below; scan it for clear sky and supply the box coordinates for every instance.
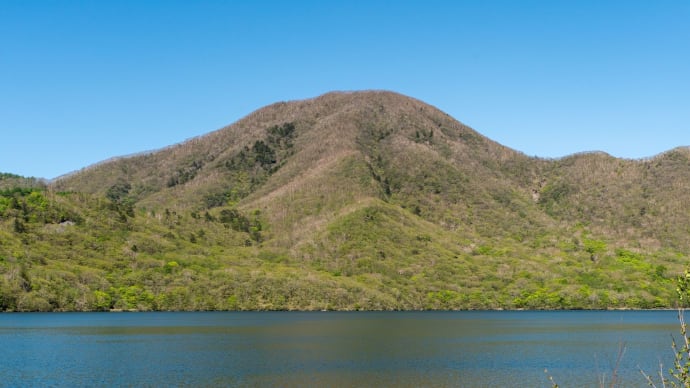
[2,1,688,179]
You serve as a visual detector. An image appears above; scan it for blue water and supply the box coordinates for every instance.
[0,311,680,387]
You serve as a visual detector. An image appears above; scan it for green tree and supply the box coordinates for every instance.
[13,217,26,233]
[92,290,112,311]
[105,181,131,203]
[583,238,607,261]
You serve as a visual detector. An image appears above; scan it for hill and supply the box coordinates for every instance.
[0,91,688,311]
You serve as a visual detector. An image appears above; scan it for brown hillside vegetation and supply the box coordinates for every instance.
[1,91,688,311]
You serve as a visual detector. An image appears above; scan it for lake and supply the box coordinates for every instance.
[0,311,681,387]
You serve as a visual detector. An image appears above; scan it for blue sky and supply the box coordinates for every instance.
[2,1,688,179]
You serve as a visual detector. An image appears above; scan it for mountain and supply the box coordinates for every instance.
[0,91,688,311]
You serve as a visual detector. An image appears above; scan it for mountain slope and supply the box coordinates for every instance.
[55,91,548,244]
[0,91,688,311]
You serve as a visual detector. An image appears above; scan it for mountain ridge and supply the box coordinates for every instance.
[44,90,687,187]
[0,90,688,311]
[38,91,687,184]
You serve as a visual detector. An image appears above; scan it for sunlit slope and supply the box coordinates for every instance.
[0,91,688,311]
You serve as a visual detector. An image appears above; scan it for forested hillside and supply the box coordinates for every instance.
[1,91,687,311]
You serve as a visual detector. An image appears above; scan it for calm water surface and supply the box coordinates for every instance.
[0,311,680,387]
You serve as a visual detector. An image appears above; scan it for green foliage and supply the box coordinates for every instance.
[93,290,112,311]
[3,94,690,312]
[168,160,204,187]
[203,192,229,209]
[584,238,607,254]
[267,122,296,144]
[106,181,135,219]
[676,270,690,308]
[105,181,131,203]
[583,238,607,261]
[219,122,297,205]
[252,140,277,168]
[513,288,564,309]
[1,185,679,312]
[13,218,26,233]
[0,188,80,227]
[538,181,572,215]
[0,173,45,191]
[0,173,22,180]
[111,285,155,311]
[426,290,461,309]
[163,261,179,273]
[219,208,262,242]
